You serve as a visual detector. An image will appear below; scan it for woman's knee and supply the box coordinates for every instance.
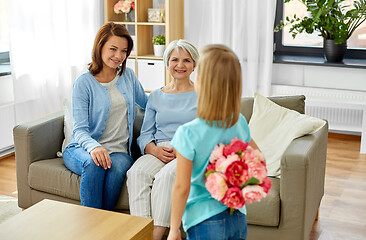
[154,165,176,183]
[63,146,97,175]
[127,154,161,179]
[108,153,133,175]
[83,158,104,175]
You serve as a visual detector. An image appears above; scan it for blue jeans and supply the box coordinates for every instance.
[186,209,247,240]
[63,145,134,210]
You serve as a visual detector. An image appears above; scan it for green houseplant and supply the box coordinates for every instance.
[152,35,166,57]
[275,0,366,62]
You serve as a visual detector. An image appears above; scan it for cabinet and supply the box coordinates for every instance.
[104,0,184,91]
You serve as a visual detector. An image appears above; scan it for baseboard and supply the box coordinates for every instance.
[0,145,14,159]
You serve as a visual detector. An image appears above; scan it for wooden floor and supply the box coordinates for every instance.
[0,133,365,239]
[309,133,366,240]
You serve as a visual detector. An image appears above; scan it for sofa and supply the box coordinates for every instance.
[13,95,328,240]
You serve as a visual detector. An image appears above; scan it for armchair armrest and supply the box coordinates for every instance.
[13,111,64,208]
[279,122,328,239]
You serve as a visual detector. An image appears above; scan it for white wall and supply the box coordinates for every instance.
[0,74,15,155]
[272,63,366,91]
[272,63,366,136]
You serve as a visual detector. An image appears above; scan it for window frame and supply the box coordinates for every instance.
[274,0,366,60]
[0,51,10,64]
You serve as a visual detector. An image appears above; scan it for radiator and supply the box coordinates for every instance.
[271,85,366,134]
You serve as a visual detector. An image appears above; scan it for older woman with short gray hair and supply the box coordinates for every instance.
[127,39,199,240]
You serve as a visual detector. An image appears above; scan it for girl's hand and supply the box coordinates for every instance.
[90,146,111,169]
[167,229,181,240]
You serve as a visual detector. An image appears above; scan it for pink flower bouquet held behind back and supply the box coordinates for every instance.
[205,137,272,214]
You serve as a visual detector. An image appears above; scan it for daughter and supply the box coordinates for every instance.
[168,45,261,240]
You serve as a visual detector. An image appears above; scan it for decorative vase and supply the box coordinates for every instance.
[124,12,131,22]
[153,45,165,57]
[323,39,347,63]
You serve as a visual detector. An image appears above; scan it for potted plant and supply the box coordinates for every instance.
[152,35,166,57]
[275,0,366,62]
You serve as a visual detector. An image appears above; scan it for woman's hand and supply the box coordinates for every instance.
[145,142,176,163]
[90,146,111,169]
[155,146,176,163]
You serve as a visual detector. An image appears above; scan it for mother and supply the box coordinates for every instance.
[63,22,148,210]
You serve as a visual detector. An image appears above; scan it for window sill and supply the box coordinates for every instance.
[0,63,11,76]
[273,55,366,69]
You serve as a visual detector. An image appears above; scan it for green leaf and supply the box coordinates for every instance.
[279,0,366,41]
[205,170,215,178]
[241,177,260,188]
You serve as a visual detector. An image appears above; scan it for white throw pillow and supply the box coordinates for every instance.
[61,98,73,153]
[248,93,326,177]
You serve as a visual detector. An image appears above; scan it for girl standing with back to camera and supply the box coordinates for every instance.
[168,45,262,240]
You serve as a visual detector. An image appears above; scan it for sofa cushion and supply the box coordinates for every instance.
[248,93,325,177]
[246,177,280,227]
[28,158,130,210]
[29,158,80,200]
[240,95,305,122]
[61,98,73,153]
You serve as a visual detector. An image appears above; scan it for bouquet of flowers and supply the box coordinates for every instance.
[205,137,272,214]
[114,0,135,14]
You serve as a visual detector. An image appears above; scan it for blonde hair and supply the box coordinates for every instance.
[196,45,242,128]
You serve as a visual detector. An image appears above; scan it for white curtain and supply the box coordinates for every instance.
[8,0,103,124]
[185,0,276,97]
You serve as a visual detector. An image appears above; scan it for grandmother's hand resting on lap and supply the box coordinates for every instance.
[145,142,176,163]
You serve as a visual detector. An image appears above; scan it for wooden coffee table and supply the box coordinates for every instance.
[0,199,153,240]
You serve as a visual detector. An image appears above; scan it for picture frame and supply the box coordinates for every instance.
[148,8,164,23]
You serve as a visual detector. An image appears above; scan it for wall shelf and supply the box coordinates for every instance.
[104,0,184,91]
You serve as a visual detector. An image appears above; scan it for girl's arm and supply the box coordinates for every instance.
[249,139,260,150]
[168,152,193,240]
[249,139,266,163]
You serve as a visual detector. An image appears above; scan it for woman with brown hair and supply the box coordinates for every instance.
[63,22,147,210]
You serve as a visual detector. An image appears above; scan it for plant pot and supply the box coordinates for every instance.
[153,45,165,57]
[323,39,347,63]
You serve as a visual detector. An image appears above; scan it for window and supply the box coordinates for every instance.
[274,0,366,59]
[0,0,10,64]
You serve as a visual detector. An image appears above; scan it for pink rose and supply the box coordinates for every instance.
[114,1,123,11]
[205,172,228,201]
[206,163,216,174]
[216,153,240,174]
[242,147,265,164]
[223,137,249,157]
[242,185,267,203]
[209,143,225,164]
[131,1,135,10]
[225,161,249,187]
[247,160,267,183]
[121,5,130,13]
[221,187,245,209]
[260,177,272,194]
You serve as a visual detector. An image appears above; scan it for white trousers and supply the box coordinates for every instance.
[126,141,176,227]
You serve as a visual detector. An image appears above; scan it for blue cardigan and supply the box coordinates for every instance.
[68,68,148,155]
